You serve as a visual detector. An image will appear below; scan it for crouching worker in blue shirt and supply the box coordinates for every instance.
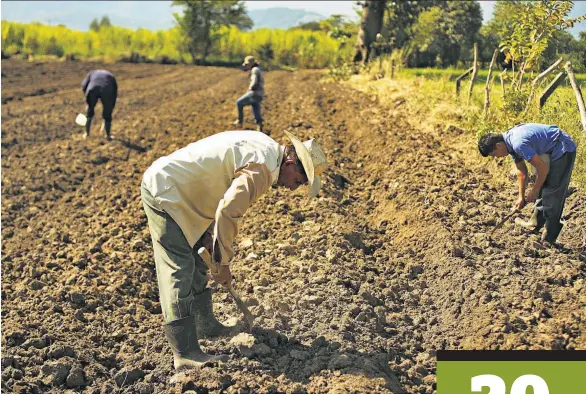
[478,123,577,247]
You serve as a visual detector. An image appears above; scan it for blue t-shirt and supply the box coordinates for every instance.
[503,123,576,162]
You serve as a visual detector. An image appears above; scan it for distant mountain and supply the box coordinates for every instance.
[248,7,325,29]
[0,2,325,32]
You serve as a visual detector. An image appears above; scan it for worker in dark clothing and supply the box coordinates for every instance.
[81,70,117,140]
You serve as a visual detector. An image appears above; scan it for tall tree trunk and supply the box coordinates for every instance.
[353,0,386,64]
[189,45,197,65]
[202,14,211,64]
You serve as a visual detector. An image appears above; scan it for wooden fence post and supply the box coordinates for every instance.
[500,71,507,102]
[564,61,586,131]
[467,43,479,104]
[456,67,474,97]
[539,72,566,109]
[483,48,499,118]
[523,57,563,115]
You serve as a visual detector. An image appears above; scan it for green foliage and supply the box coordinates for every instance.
[387,1,482,68]
[1,21,184,60]
[328,61,357,82]
[295,21,321,31]
[384,0,429,49]
[360,65,586,185]
[295,14,356,45]
[89,18,100,32]
[502,88,530,116]
[100,16,111,29]
[215,26,351,68]
[255,42,274,66]
[90,15,113,32]
[0,20,348,68]
[500,0,586,84]
[479,0,524,57]
[172,0,253,64]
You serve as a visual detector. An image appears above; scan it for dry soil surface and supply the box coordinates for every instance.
[2,60,585,394]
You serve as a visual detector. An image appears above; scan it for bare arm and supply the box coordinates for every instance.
[514,159,529,209]
[526,154,549,202]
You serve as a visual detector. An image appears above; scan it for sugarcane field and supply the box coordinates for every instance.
[1,1,586,394]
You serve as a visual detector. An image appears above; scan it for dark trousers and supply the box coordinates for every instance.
[86,86,117,122]
[533,151,576,243]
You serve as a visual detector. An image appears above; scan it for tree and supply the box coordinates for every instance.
[480,1,529,68]
[295,15,353,36]
[100,16,112,29]
[89,16,111,32]
[295,21,321,31]
[407,1,482,67]
[541,30,579,68]
[89,18,100,32]
[172,0,253,64]
[353,0,386,64]
[576,32,586,71]
[500,0,586,87]
[384,0,432,50]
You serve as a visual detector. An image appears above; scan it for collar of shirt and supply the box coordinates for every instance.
[502,132,516,157]
[274,145,285,184]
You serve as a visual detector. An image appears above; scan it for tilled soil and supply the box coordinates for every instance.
[1,60,585,394]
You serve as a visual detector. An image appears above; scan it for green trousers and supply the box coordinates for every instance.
[141,182,209,323]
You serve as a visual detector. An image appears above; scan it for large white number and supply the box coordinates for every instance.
[510,375,549,394]
[471,374,506,394]
[471,375,549,394]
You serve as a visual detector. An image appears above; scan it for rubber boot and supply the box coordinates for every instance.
[514,209,540,231]
[83,117,93,139]
[192,289,237,338]
[542,222,562,245]
[104,121,112,141]
[163,315,227,370]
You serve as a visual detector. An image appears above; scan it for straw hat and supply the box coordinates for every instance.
[242,56,256,67]
[284,131,328,198]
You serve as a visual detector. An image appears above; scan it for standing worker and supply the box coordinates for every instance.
[141,130,327,369]
[478,123,577,247]
[234,56,265,133]
[81,69,117,140]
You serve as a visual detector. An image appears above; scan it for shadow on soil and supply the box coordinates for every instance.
[173,326,406,393]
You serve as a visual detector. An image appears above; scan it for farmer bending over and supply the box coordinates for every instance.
[81,69,117,140]
[478,123,576,247]
[234,56,265,133]
[141,130,327,369]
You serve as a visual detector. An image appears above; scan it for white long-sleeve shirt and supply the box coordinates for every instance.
[142,131,283,264]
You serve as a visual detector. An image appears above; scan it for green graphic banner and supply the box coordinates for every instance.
[436,351,586,394]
